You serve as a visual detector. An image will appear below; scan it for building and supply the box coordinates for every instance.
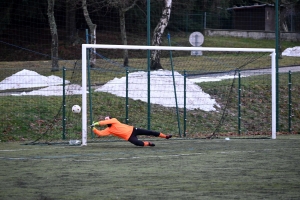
[227,4,280,31]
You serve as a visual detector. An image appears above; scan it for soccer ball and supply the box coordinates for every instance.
[72,105,81,114]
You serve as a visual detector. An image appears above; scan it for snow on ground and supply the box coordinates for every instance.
[282,46,300,57]
[0,69,83,96]
[0,69,70,90]
[96,70,219,111]
[11,84,84,96]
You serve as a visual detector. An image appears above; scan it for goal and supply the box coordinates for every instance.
[81,44,276,145]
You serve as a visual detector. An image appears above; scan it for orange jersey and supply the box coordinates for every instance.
[93,118,133,140]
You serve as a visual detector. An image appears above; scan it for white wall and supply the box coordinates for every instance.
[204,29,300,42]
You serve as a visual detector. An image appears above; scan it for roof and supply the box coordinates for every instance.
[227,4,274,11]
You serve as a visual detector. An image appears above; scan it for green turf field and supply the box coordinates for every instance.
[0,135,300,200]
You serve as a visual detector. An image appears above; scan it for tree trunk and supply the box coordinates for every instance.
[119,8,129,67]
[115,0,138,67]
[66,0,78,44]
[104,0,137,67]
[277,1,282,59]
[151,0,172,70]
[47,0,59,72]
[82,0,97,67]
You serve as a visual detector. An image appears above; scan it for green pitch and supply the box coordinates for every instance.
[0,135,300,199]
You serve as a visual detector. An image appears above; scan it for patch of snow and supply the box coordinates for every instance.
[0,69,69,90]
[95,70,220,111]
[282,46,300,57]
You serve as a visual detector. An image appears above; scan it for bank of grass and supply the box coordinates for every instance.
[1,71,300,142]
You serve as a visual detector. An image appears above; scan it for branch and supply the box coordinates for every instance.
[122,0,138,12]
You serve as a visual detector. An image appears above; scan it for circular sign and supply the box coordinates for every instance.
[189,32,204,47]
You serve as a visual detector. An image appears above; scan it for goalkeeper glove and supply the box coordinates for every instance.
[90,121,99,128]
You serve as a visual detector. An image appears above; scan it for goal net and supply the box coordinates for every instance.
[81,44,276,145]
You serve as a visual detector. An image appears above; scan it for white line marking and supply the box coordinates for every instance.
[0,147,65,152]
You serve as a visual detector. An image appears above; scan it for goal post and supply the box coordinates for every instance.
[81,44,276,145]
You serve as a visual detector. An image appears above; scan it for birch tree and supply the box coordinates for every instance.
[151,0,172,70]
[47,0,59,71]
[82,0,97,67]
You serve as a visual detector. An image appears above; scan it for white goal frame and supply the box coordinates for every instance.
[81,44,276,145]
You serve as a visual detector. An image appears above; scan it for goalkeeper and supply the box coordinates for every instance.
[91,116,172,147]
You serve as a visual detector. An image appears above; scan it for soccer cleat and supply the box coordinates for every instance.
[166,135,172,139]
[148,142,155,147]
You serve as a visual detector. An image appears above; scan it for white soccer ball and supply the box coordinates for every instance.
[72,105,81,114]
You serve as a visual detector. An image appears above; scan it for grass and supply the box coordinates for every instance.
[0,135,300,199]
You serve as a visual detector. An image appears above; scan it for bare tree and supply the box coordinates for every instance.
[47,0,59,71]
[255,0,299,57]
[151,0,172,70]
[66,0,79,44]
[278,1,298,35]
[82,0,97,67]
[106,0,138,67]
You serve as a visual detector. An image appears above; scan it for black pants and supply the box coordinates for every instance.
[128,127,160,146]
